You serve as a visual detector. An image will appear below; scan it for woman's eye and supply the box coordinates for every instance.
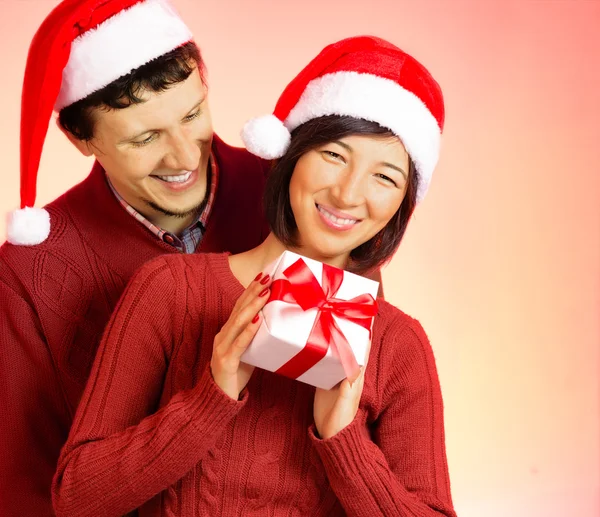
[322,150,344,161]
[131,133,157,147]
[375,173,398,187]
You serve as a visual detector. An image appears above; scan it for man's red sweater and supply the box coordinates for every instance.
[0,136,270,516]
[52,253,456,517]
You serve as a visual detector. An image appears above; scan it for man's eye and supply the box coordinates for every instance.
[184,110,201,122]
[131,133,157,147]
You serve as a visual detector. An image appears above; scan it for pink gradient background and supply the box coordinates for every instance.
[1,1,599,515]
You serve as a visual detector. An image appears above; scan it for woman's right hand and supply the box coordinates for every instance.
[210,272,271,400]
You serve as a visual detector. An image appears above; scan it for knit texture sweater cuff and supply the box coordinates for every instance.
[309,416,410,516]
[309,417,456,517]
[309,416,372,480]
[186,365,248,430]
[53,365,247,517]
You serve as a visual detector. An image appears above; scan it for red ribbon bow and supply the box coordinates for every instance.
[267,258,378,383]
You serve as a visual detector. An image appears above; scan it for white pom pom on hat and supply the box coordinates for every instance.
[7,0,192,245]
[240,115,291,160]
[7,207,51,246]
[240,35,445,204]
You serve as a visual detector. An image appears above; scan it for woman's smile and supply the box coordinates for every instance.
[315,203,362,231]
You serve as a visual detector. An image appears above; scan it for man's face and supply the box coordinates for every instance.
[83,67,213,227]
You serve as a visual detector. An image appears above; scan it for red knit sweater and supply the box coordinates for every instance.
[0,136,270,517]
[52,253,455,517]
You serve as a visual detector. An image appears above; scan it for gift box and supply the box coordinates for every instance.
[241,251,379,390]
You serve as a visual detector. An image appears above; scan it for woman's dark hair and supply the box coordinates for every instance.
[264,115,419,275]
[59,42,203,141]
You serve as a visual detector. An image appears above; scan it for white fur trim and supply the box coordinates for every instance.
[241,115,292,160]
[284,72,442,202]
[55,0,192,110]
[7,207,51,246]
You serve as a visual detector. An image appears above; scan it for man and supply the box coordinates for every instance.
[0,1,270,515]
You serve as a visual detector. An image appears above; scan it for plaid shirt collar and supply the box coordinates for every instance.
[106,153,219,253]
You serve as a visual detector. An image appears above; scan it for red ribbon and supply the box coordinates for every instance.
[266,258,378,383]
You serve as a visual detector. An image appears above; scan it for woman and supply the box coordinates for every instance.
[52,36,455,516]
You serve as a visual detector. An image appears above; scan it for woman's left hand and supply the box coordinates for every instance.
[313,361,368,440]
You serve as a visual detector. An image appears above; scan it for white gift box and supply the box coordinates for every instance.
[241,251,379,390]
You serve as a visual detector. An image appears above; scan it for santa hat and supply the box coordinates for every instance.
[7,0,193,246]
[241,36,445,203]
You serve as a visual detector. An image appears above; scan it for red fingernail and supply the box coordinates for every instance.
[260,274,270,285]
[252,314,260,323]
[259,287,269,297]
[254,272,263,282]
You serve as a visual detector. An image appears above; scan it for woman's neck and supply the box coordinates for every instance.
[228,234,286,288]
[229,233,350,288]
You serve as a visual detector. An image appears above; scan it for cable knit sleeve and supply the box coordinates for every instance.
[51,257,246,517]
[310,314,456,517]
[0,273,70,517]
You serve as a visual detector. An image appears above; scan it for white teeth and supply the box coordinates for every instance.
[155,171,192,183]
[317,205,358,226]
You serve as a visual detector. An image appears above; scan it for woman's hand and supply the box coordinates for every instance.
[210,272,271,400]
[313,351,369,439]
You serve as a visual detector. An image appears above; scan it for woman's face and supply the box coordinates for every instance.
[289,133,410,267]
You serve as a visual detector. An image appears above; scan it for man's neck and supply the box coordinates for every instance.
[148,211,197,236]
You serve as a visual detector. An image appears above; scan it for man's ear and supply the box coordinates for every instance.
[55,118,94,157]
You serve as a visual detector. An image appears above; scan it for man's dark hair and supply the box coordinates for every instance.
[59,42,203,141]
[264,115,419,275]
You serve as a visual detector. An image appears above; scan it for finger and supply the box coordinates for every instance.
[229,283,271,336]
[222,273,270,334]
[338,377,356,398]
[229,270,266,308]
[347,365,367,395]
[363,339,373,369]
[218,286,271,357]
[238,273,272,315]
[212,311,263,372]
[356,366,367,391]
[228,313,264,359]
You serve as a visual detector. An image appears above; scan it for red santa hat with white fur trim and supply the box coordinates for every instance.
[241,36,445,203]
[7,0,193,246]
